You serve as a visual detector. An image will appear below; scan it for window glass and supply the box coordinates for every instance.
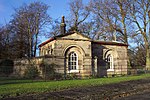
[68,52,78,70]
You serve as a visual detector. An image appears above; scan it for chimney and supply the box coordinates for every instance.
[60,16,66,34]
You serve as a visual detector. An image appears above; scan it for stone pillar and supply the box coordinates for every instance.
[93,56,97,76]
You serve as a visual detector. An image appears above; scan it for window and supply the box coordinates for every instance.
[68,52,78,71]
[106,54,114,70]
[48,49,53,55]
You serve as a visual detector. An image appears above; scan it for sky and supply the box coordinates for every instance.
[0,0,89,25]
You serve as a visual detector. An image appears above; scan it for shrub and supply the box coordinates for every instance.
[0,59,14,76]
[24,66,39,79]
[66,73,78,79]
[137,69,146,75]
[39,62,62,80]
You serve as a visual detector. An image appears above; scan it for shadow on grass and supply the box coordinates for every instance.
[0,77,46,85]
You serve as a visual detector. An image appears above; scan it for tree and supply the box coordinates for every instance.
[0,26,3,58]
[11,2,51,57]
[24,65,39,79]
[89,0,131,43]
[128,43,146,68]
[78,21,95,38]
[128,0,150,69]
[68,0,90,32]
[0,24,14,59]
[49,0,91,37]
[0,59,14,76]
[49,18,61,37]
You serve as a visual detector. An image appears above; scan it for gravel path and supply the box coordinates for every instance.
[2,78,150,100]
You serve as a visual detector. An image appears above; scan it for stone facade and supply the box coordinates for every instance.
[38,32,92,77]
[13,31,128,78]
[92,41,128,77]
[36,31,128,77]
[12,16,128,78]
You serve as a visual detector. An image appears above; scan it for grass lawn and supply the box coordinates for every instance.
[0,74,150,98]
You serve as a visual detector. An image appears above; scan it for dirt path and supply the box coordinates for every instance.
[2,78,150,100]
[117,91,150,100]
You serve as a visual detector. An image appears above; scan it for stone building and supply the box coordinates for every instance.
[37,16,128,77]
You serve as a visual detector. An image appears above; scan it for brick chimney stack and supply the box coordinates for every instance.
[60,16,66,34]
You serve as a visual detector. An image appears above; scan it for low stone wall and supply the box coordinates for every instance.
[13,55,68,78]
[13,57,41,77]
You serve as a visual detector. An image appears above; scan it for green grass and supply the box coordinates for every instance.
[0,74,150,98]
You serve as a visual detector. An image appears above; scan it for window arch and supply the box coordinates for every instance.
[68,52,78,71]
[106,54,114,70]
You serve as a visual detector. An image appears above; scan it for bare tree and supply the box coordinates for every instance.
[49,0,90,37]
[49,18,61,37]
[68,0,90,32]
[0,24,14,59]
[11,2,51,57]
[128,0,150,69]
[90,0,132,43]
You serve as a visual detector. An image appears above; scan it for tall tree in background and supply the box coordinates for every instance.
[0,26,3,58]
[90,0,131,43]
[128,0,150,69]
[49,19,61,37]
[11,2,51,57]
[89,0,150,68]
[129,34,146,67]
[49,0,91,37]
[68,0,90,32]
[0,24,13,59]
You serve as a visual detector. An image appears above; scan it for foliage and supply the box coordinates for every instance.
[0,0,150,69]
[39,62,62,80]
[0,59,14,76]
[128,47,146,68]
[68,0,90,31]
[137,69,146,75]
[11,1,51,57]
[0,74,150,98]
[24,65,39,79]
[49,0,90,37]
[0,1,51,59]
[67,73,78,79]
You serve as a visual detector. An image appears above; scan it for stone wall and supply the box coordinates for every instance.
[38,32,93,77]
[54,39,92,77]
[14,32,128,78]
[92,42,128,77]
[13,39,93,78]
[13,56,65,77]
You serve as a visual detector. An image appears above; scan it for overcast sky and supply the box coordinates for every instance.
[0,0,89,25]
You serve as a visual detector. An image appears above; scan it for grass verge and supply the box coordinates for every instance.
[0,74,150,98]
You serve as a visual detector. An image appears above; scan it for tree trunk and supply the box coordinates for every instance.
[33,34,38,57]
[146,41,150,70]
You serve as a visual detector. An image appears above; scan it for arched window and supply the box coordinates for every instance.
[68,52,78,71]
[106,54,114,70]
[48,49,53,55]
